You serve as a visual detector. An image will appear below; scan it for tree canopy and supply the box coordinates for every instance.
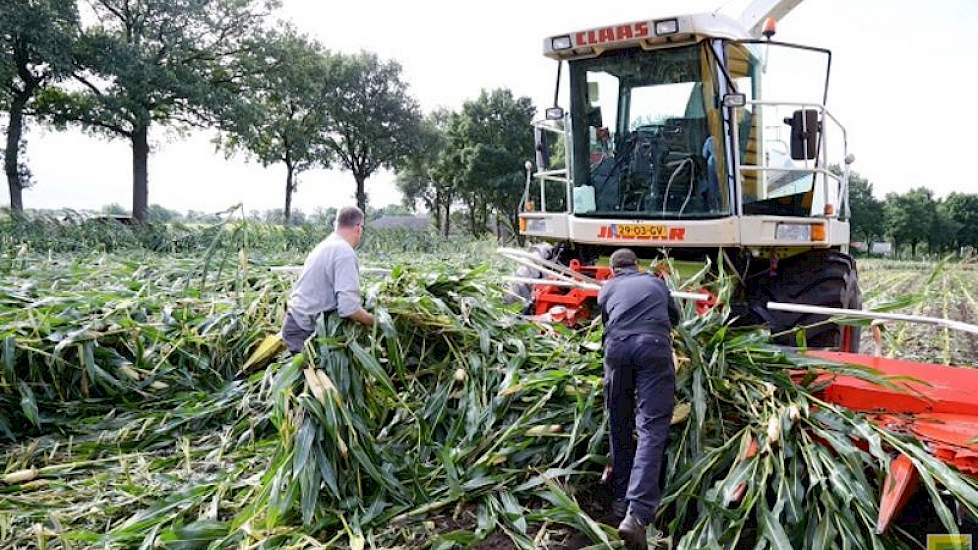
[440,89,535,239]
[0,0,78,215]
[322,51,422,212]
[218,28,331,223]
[38,0,274,222]
[396,109,455,236]
[844,170,884,243]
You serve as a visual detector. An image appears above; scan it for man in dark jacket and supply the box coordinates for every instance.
[598,248,679,550]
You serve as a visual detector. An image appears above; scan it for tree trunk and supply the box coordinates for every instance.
[354,173,367,213]
[443,202,451,238]
[467,202,477,237]
[284,162,294,224]
[431,194,442,234]
[4,94,28,215]
[131,124,150,223]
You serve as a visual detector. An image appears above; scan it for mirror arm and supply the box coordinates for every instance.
[553,61,562,109]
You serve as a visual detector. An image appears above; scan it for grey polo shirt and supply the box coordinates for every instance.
[287,233,362,331]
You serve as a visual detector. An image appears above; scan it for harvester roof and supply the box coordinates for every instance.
[543,12,750,61]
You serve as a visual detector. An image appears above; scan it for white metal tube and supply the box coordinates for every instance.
[499,253,591,287]
[672,291,711,302]
[498,247,601,285]
[504,276,601,291]
[503,276,710,302]
[767,302,978,336]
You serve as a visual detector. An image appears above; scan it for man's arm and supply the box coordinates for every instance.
[597,284,610,327]
[347,307,375,327]
[334,252,374,327]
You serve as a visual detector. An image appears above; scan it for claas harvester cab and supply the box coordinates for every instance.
[517,10,861,350]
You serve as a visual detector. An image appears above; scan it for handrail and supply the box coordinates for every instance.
[768,302,978,336]
[736,100,849,218]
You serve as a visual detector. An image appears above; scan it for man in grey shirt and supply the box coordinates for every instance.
[281,206,375,353]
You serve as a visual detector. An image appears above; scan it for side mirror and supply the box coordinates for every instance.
[587,105,603,128]
[534,128,551,169]
[784,109,820,161]
[722,93,746,108]
[545,106,564,120]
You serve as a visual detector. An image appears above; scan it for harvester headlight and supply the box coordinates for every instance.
[551,36,573,50]
[654,19,679,35]
[775,223,812,242]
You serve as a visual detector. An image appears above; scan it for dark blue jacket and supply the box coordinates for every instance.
[598,268,680,342]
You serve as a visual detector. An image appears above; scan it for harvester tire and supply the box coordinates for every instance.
[749,249,862,351]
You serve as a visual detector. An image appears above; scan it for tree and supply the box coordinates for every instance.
[147,203,179,223]
[929,201,960,255]
[839,168,884,243]
[451,89,535,242]
[943,193,978,251]
[884,187,935,258]
[322,51,422,212]
[0,0,78,215]
[366,203,412,221]
[309,206,336,228]
[100,202,128,216]
[396,109,455,236]
[219,28,331,223]
[38,0,274,222]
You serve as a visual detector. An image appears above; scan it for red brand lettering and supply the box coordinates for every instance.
[669,227,686,240]
[575,22,651,47]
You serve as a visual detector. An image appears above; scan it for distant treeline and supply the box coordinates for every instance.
[0,212,474,257]
[846,169,978,257]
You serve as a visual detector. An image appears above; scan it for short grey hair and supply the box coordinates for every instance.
[336,206,364,229]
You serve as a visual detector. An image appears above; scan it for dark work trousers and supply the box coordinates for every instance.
[281,311,314,354]
[604,333,675,525]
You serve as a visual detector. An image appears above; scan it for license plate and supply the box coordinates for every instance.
[617,224,669,239]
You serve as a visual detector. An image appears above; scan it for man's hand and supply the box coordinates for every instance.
[348,307,375,327]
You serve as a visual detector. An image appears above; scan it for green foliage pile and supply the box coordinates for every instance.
[4,250,978,548]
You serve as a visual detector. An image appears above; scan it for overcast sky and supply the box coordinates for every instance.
[6,0,977,215]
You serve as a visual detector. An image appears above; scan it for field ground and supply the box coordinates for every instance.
[858,257,978,366]
[2,234,976,548]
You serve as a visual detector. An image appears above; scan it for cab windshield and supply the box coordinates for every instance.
[569,43,729,218]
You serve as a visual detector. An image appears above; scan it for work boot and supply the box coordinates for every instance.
[618,514,648,550]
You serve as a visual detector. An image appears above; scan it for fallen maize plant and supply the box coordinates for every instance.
[3,240,978,548]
